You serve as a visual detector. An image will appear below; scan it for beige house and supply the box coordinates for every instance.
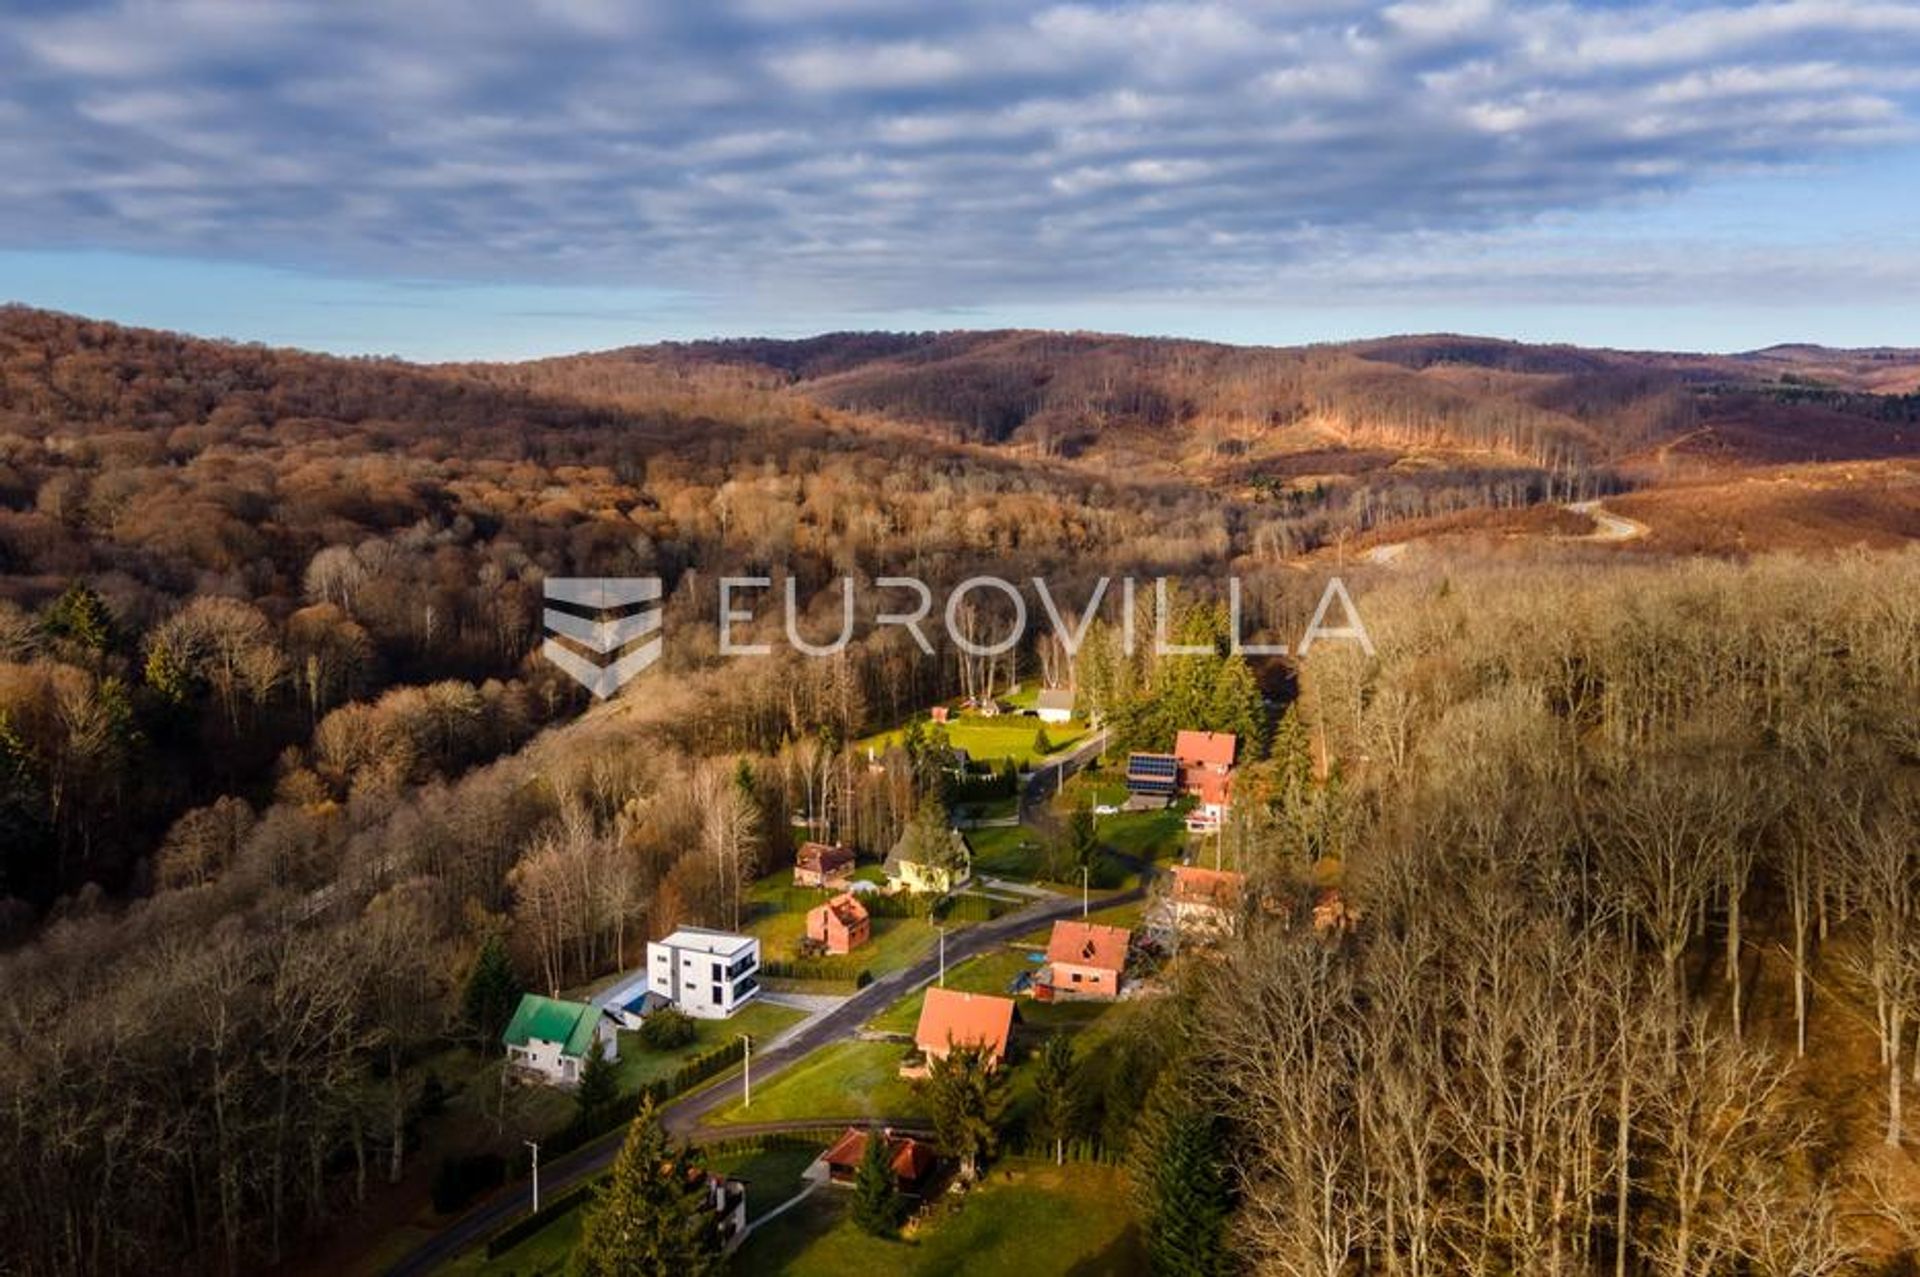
[884,828,971,895]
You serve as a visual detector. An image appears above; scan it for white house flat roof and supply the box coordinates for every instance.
[653,927,757,957]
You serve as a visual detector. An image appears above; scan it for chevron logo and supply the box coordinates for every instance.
[541,578,663,699]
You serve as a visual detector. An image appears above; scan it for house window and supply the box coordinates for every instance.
[712,984,723,1005]
[1071,972,1082,983]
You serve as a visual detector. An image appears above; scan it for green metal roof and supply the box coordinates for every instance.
[502,994,599,1058]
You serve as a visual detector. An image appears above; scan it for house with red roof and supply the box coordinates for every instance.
[1173,730,1238,829]
[903,986,1017,1077]
[1174,729,1238,777]
[806,892,871,955]
[793,841,857,889]
[1041,919,1131,1000]
[1164,864,1248,939]
[821,1127,940,1194]
[1185,768,1234,832]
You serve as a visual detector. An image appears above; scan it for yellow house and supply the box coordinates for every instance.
[884,827,971,894]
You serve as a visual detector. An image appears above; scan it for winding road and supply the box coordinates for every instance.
[1565,498,1650,543]
[1363,498,1649,568]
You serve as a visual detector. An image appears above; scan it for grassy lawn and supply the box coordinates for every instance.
[709,1142,831,1222]
[863,917,944,976]
[706,1040,930,1126]
[1061,771,1131,809]
[952,794,1019,823]
[968,822,1136,890]
[728,1160,1146,1275]
[857,711,1090,770]
[613,1000,807,1094]
[741,870,942,979]
[865,949,1045,1035]
[966,824,1048,878]
[1096,807,1191,867]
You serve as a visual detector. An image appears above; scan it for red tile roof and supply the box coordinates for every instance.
[823,1128,939,1184]
[1194,769,1233,806]
[914,987,1016,1060]
[797,842,855,872]
[1171,864,1246,909]
[1046,920,1131,973]
[823,892,868,926]
[1175,730,1238,770]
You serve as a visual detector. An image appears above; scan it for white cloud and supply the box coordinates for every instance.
[0,0,1914,312]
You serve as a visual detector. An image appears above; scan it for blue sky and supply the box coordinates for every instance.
[2,0,1918,360]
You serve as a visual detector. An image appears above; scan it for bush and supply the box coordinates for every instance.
[637,1007,697,1051]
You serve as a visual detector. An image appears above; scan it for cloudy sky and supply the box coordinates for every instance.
[2,0,1918,358]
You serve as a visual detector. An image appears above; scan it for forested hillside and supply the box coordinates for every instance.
[0,307,1917,1275]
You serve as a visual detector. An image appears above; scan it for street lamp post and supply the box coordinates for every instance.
[937,925,947,985]
[1081,864,1090,918]
[741,1034,752,1108]
[525,1140,541,1215]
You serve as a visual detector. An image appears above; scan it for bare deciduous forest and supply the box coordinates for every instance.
[0,306,1918,1274]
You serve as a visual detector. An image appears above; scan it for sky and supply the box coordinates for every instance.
[1,0,1918,360]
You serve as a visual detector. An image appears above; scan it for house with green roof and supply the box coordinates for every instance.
[502,993,618,1086]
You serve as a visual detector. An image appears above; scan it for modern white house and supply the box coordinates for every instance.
[646,927,761,1019]
[502,994,620,1086]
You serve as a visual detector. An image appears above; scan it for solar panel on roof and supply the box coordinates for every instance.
[1125,753,1179,795]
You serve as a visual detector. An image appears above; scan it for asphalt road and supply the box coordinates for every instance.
[383,881,1139,1276]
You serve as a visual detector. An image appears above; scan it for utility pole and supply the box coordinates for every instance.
[741,1034,752,1108]
[937,925,947,985]
[1081,864,1090,918]
[525,1140,541,1215]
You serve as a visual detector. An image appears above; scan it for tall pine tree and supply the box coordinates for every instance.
[1130,1083,1233,1277]
[1034,1033,1078,1165]
[574,1037,619,1126]
[461,934,523,1047]
[927,1044,1007,1183]
[571,1098,722,1277]
[850,1130,905,1237]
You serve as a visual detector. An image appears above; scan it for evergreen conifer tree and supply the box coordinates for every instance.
[571,1098,722,1277]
